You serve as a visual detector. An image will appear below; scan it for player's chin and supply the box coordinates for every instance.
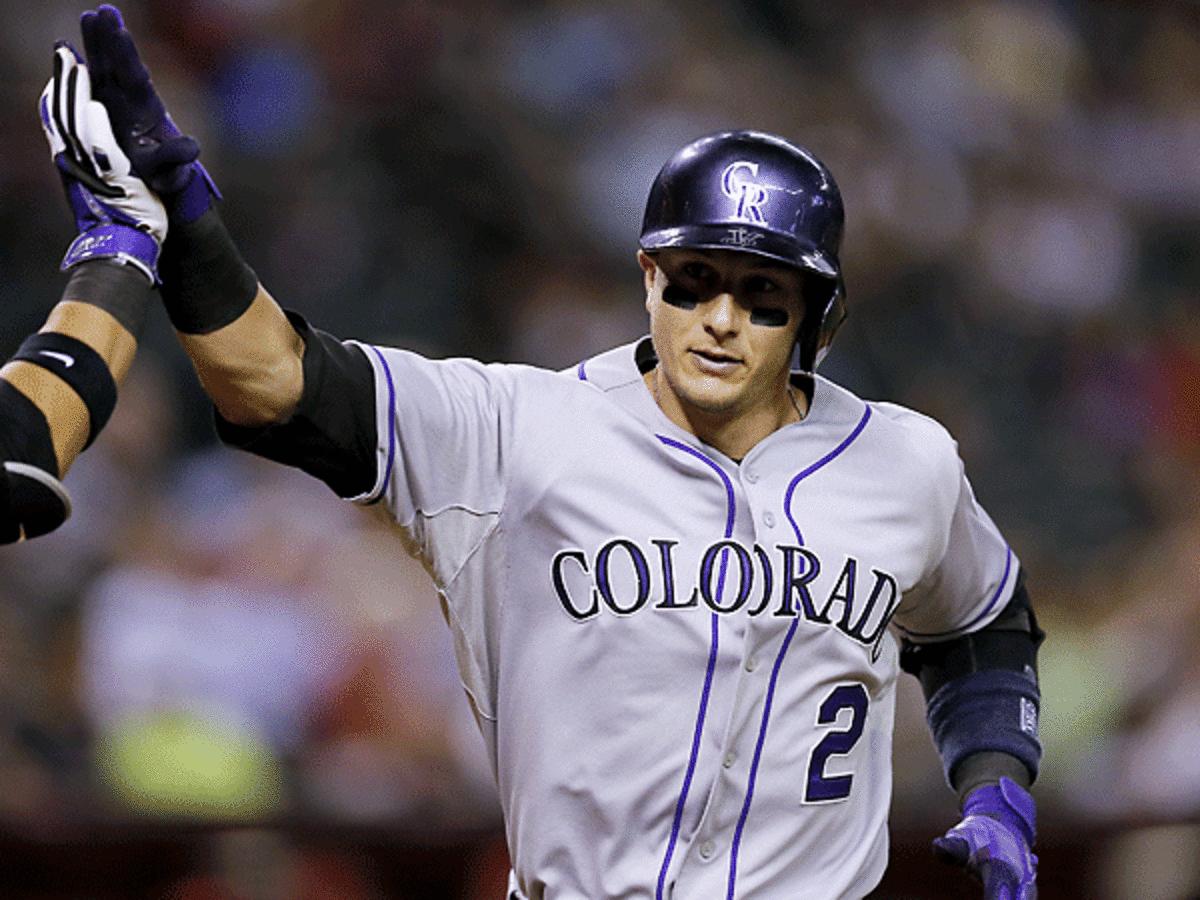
[676,379,746,415]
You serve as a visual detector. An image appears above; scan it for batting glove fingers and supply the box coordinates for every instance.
[79,4,218,221]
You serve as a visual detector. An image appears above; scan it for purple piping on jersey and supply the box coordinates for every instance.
[896,545,1014,639]
[654,435,734,900]
[576,359,588,381]
[368,346,398,500]
[782,405,872,545]
[726,617,801,898]
[656,437,736,538]
[727,403,872,899]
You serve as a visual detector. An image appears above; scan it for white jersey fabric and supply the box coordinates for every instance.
[353,337,1018,900]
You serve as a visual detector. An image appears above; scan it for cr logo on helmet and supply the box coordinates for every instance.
[721,160,769,223]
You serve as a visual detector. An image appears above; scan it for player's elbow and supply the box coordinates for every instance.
[206,343,305,427]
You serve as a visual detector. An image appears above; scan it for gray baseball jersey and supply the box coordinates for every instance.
[351,336,1017,899]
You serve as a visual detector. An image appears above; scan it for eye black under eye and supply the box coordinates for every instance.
[750,307,790,327]
[663,282,699,309]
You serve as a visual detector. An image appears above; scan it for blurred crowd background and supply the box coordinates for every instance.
[0,0,1198,897]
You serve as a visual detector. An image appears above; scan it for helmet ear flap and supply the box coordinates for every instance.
[795,272,844,372]
[813,292,847,369]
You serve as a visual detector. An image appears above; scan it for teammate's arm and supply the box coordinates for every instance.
[2,268,144,476]
[0,43,166,542]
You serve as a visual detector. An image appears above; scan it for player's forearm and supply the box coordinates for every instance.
[901,574,1044,795]
[0,262,148,475]
[2,303,135,473]
[42,300,138,382]
[177,283,305,426]
[147,199,304,424]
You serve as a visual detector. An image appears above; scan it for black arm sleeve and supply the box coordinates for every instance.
[159,208,259,335]
[214,311,379,499]
[900,569,1045,800]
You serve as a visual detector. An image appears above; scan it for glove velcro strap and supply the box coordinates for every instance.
[926,668,1041,788]
[11,333,117,449]
[0,462,71,543]
[168,162,221,224]
[62,224,160,284]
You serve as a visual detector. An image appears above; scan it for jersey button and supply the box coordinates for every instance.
[745,469,759,484]
[763,511,776,528]
[722,751,736,768]
[699,840,716,860]
[745,655,759,673]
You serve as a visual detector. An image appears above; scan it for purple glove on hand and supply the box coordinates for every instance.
[933,777,1038,900]
[79,4,218,223]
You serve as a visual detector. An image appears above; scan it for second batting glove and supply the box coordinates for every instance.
[933,776,1038,900]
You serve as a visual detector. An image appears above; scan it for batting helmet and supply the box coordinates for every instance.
[639,130,846,372]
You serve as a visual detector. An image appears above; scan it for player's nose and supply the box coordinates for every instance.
[703,292,739,337]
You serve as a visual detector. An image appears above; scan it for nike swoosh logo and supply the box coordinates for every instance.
[39,351,75,368]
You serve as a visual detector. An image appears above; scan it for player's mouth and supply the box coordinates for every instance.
[689,348,743,375]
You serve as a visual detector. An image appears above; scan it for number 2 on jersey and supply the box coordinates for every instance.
[805,683,869,803]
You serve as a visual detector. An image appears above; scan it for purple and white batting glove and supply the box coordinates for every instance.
[79,4,219,224]
[933,777,1038,900]
[40,43,166,284]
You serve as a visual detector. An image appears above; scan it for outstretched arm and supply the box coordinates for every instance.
[77,5,378,500]
[79,4,303,427]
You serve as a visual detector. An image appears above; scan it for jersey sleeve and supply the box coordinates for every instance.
[891,441,1019,643]
[352,343,514,578]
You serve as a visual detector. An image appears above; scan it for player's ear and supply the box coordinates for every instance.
[637,250,658,305]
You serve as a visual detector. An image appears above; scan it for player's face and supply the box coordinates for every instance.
[641,248,806,444]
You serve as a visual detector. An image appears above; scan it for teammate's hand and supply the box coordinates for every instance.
[933,777,1037,900]
[79,4,219,223]
[40,42,166,284]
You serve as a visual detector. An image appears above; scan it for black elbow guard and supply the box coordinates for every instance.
[215,311,378,498]
[901,571,1045,789]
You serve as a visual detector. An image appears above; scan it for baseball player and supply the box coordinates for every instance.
[72,6,1044,898]
[0,42,167,543]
